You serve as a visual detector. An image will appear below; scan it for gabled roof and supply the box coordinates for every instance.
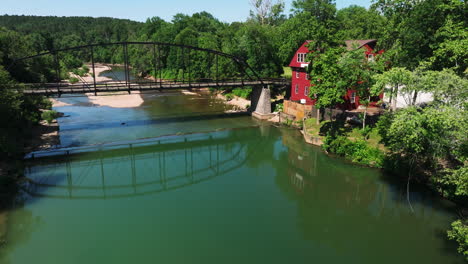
[344,39,377,51]
[289,39,378,68]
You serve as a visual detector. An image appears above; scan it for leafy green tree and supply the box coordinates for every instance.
[275,13,321,65]
[430,0,467,74]
[372,67,413,111]
[292,0,337,22]
[378,106,467,171]
[421,69,468,108]
[341,47,385,128]
[336,5,386,41]
[447,220,468,260]
[372,0,464,70]
[233,23,283,77]
[309,46,347,123]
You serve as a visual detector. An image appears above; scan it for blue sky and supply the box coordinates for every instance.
[2,0,372,23]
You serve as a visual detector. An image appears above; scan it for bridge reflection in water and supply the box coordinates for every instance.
[22,130,261,200]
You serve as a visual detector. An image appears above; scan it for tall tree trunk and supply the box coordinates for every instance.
[316,107,320,125]
[412,90,418,106]
[362,96,370,129]
[388,86,394,111]
[391,84,399,111]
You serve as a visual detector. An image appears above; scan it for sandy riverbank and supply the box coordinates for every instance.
[49,98,72,107]
[86,91,144,108]
[69,64,113,83]
[216,93,251,110]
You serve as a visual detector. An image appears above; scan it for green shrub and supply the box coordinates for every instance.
[274,103,284,112]
[360,126,373,139]
[41,110,59,124]
[69,77,79,84]
[433,166,468,201]
[224,93,234,101]
[447,220,468,260]
[323,134,384,167]
[232,87,252,99]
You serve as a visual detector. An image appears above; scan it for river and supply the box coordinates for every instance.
[0,89,464,263]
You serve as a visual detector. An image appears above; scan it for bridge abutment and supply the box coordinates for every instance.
[251,85,275,120]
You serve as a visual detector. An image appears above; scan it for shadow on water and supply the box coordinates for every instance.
[59,111,251,132]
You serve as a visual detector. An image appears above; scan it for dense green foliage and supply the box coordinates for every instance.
[323,134,384,167]
[0,67,51,158]
[447,220,468,260]
[41,110,59,124]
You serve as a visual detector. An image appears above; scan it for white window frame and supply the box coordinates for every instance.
[297,53,306,63]
[306,74,310,80]
[304,86,309,96]
[350,92,356,103]
[296,71,300,78]
[295,84,299,94]
[367,54,375,62]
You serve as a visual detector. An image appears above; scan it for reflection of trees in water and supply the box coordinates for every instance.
[275,129,462,263]
[0,176,42,264]
[0,208,43,264]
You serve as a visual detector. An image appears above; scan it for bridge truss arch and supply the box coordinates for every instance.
[7,41,289,96]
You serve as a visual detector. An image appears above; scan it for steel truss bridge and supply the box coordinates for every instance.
[8,41,289,97]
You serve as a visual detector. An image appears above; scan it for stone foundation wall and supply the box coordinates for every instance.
[283,100,313,121]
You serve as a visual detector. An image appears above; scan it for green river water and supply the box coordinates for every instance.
[0,91,464,264]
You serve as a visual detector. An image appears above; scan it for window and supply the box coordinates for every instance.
[297,53,306,63]
[304,86,309,96]
[295,84,299,94]
[350,92,356,103]
[367,54,375,62]
[296,71,300,78]
[306,74,310,80]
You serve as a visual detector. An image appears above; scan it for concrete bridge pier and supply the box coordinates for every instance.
[251,85,275,120]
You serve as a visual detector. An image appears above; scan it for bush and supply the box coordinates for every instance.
[274,103,283,112]
[82,65,90,73]
[224,93,234,101]
[232,87,252,99]
[447,220,468,260]
[433,166,468,202]
[69,77,79,84]
[323,134,384,167]
[41,110,59,124]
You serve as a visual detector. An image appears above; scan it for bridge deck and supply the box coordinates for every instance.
[21,79,289,96]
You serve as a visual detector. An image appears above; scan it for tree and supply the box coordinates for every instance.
[372,67,413,111]
[309,46,348,124]
[430,0,467,74]
[372,0,464,70]
[292,0,337,23]
[447,220,468,260]
[336,5,386,41]
[339,46,385,128]
[249,0,286,26]
[411,68,468,108]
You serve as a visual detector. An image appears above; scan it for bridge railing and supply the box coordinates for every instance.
[5,77,290,96]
